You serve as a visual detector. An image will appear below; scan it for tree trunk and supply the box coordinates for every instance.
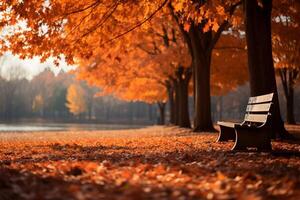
[193,57,214,132]
[279,68,296,125]
[173,80,180,125]
[177,68,191,128]
[88,100,93,120]
[106,106,110,121]
[190,27,214,132]
[287,69,296,124]
[286,87,296,124]
[218,96,223,121]
[245,0,288,138]
[169,2,239,133]
[157,102,166,125]
[167,83,176,124]
[148,104,154,122]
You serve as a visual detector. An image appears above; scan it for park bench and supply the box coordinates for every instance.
[217,93,274,151]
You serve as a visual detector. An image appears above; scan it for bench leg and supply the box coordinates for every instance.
[232,128,272,151]
[216,126,236,142]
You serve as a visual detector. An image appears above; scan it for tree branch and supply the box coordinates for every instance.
[168,3,193,57]
[102,0,168,45]
[66,2,100,38]
[209,1,242,52]
[136,44,157,55]
[63,1,101,16]
[209,20,229,52]
[279,68,288,98]
[76,1,119,41]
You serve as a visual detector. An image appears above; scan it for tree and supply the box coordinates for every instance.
[32,94,44,116]
[170,0,243,131]
[244,0,289,138]
[51,87,69,118]
[272,1,300,124]
[73,10,192,126]
[66,84,87,117]
[0,64,28,119]
[120,77,168,125]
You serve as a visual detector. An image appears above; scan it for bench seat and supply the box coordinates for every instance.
[217,121,237,128]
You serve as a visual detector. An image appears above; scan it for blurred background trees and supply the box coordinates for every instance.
[0,61,299,125]
[0,64,159,124]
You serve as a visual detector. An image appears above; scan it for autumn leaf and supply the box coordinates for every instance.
[212,22,220,32]
[183,22,191,32]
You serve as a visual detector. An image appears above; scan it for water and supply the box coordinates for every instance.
[0,123,145,132]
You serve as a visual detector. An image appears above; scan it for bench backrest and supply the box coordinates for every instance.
[243,93,273,126]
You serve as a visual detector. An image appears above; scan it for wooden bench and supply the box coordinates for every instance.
[217,93,274,151]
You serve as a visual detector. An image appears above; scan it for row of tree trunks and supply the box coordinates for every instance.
[166,66,192,128]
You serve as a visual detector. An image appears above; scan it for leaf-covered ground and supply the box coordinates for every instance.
[0,125,300,200]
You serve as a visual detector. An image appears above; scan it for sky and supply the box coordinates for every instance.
[0,52,76,80]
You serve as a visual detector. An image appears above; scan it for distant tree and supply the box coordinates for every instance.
[30,69,56,117]
[32,94,44,116]
[66,84,87,117]
[81,82,98,120]
[273,2,300,124]
[0,65,28,119]
[51,87,69,118]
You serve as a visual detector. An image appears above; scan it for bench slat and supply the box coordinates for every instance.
[248,93,274,104]
[217,121,236,128]
[244,114,269,123]
[246,103,272,112]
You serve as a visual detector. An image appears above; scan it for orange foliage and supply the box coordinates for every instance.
[272,1,300,72]
[74,10,191,103]
[211,34,248,95]
[0,0,166,63]
[66,84,87,115]
[1,0,296,103]
[171,0,243,32]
